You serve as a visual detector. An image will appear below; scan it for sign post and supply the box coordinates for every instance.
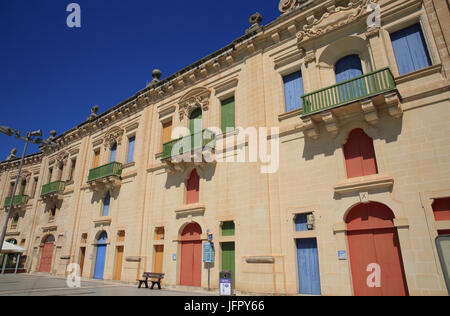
[203,240,214,291]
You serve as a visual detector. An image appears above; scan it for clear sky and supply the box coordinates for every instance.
[0,0,280,160]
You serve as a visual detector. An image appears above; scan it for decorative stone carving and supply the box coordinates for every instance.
[86,105,99,121]
[56,151,70,167]
[296,0,377,44]
[178,87,211,121]
[6,148,17,161]
[279,0,308,13]
[385,92,403,118]
[301,117,320,140]
[103,126,125,150]
[322,111,339,135]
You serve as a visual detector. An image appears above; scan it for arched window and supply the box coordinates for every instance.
[335,55,366,103]
[7,239,17,245]
[186,169,200,204]
[343,129,378,178]
[11,214,19,228]
[102,192,111,217]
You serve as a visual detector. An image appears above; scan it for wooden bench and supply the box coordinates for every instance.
[138,272,165,290]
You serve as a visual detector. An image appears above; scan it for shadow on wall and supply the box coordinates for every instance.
[164,163,217,190]
[90,187,121,205]
[302,112,403,161]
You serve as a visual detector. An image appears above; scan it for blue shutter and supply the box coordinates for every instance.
[283,71,304,112]
[391,23,432,76]
[110,143,117,162]
[295,214,308,232]
[297,238,321,295]
[127,137,135,163]
[94,232,108,280]
[102,192,111,217]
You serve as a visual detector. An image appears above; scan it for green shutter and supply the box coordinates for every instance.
[221,97,235,134]
[222,221,235,236]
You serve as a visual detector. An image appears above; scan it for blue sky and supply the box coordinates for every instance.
[0,0,280,160]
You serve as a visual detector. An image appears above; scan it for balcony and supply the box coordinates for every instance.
[87,162,122,191]
[41,181,66,203]
[300,68,402,139]
[162,129,216,173]
[4,195,29,210]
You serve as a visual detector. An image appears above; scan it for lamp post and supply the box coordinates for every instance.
[0,126,57,254]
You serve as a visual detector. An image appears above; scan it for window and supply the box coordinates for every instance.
[221,222,235,237]
[343,129,378,179]
[186,169,200,204]
[127,136,135,163]
[435,236,450,295]
[6,239,17,245]
[19,179,26,196]
[390,23,432,76]
[48,168,53,184]
[221,97,236,133]
[31,177,39,197]
[432,198,450,222]
[335,55,366,103]
[283,71,304,112]
[93,150,101,168]
[11,214,19,229]
[49,207,57,222]
[102,192,111,217]
[57,164,64,181]
[8,183,14,197]
[110,143,117,163]
[161,120,173,151]
[118,230,126,242]
[69,158,76,181]
[155,227,165,240]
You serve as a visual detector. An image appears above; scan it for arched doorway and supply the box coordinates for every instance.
[180,223,202,287]
[39,235,55,273]
[346,202,408,296]
[94,231,108,280]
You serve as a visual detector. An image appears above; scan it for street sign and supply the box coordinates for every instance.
[220,278,232,296]
[203,242,214,263]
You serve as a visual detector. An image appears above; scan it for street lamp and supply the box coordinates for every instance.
[0,126,58,254]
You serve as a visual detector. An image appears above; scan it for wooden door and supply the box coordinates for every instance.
[180,223,202,287]
[79,247,86,276]
[114,246,124,280]
[94,232,108,280]
[93,150,100,168]
[296,238,321,295]
[39,241,54,273]
[221,242,235,289]
[347,203,408,296]
[154,246,164,274]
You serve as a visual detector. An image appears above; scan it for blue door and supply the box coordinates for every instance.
[94,232,108,280]
[335,55,365,104]
[297,238,321,295]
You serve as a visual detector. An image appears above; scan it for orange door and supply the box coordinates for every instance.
[180,223,202,287]
[347,203,408,296]
[114,246,124,280]
[39,242,54,273]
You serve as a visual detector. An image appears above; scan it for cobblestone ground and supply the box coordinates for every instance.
[0,274,217,296]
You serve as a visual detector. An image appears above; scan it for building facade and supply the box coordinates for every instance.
[1,0,449,295]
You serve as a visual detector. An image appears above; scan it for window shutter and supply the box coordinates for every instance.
[390,23,432,75]
[221,97,236,133]
[344,129,378,178]
[283,71,304,112]
[186,169,200,204]
[102,193,111,217]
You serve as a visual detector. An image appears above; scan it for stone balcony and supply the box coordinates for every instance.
[41,181,66,203]
[161,129,216,173]
[87,162,122,191]
[300,67,402,139]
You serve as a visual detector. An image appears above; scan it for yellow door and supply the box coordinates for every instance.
[154,246,164,274]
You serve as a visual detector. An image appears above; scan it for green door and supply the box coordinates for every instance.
[221,242,235,289]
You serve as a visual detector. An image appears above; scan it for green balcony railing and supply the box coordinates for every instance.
[162,129,216,160]
[87,162,123,183]
[301,67,396,117]
[4,195,29,209]
[41,181,66,197]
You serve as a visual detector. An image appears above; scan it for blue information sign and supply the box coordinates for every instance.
[203,242,214,263]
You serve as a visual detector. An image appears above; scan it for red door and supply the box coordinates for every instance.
[346,203,408,296]
[180,223,202,287]
[39,238,55,273]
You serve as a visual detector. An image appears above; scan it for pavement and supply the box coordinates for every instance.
[0,273,218,296]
